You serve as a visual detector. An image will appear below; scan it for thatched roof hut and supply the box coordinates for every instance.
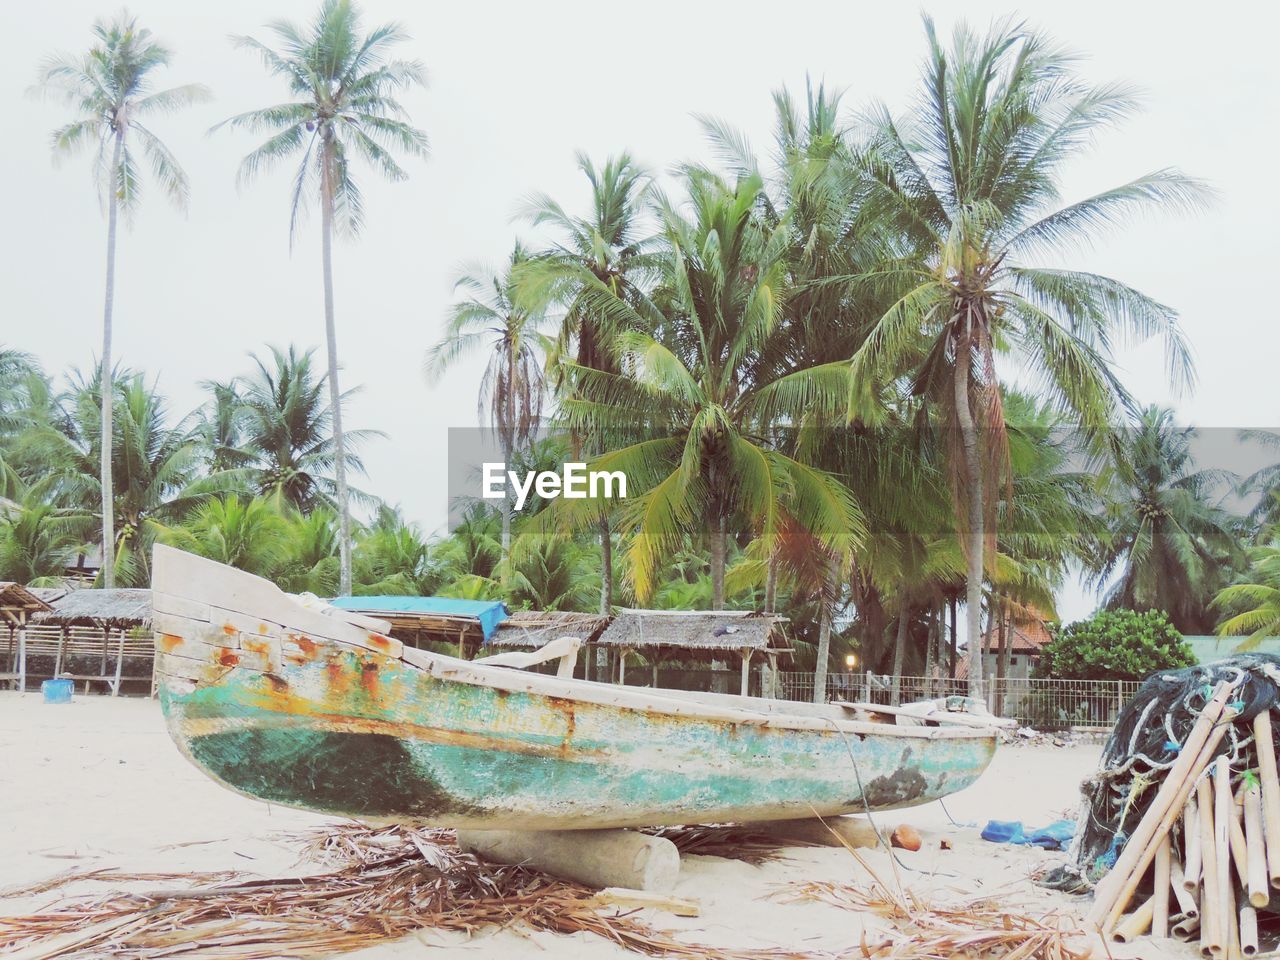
[488,611,610,650]
[1,584,54,691]
[593,608,790,694]
[596,608,787,655]
[33,588,153,629]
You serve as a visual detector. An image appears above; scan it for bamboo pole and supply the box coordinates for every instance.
[1087,681,1233,929]
[1229,806,1249,886]
[1216,756,1236,960]
[1171,858,1199,918]
[1172,914,1201,941]
[1113,894,1155,943]
[1240,905,1258,957]
[1200,776,1223,958]
[1253,710,1280,889]
[1244,783,1268,908]
[1099,701,1239,933]
[1153,834,1172,938]
[1185,796,1203,890]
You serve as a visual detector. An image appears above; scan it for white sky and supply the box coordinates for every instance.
[3,1,1277,620]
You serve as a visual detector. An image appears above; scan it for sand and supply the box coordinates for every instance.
[0,694,1192,958]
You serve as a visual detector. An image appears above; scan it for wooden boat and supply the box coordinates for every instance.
[151,545,1003,829]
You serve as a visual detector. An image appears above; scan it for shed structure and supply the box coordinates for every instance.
[488,610,611,651]
[593,608,790,695]
[26,588,154,695]
[329,596,509,659]
[0,583,54,692]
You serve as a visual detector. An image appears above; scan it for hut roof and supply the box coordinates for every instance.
[33,588,152,628]
[488,611,611,650]
[595,608,789,656]
[0,582,53,621]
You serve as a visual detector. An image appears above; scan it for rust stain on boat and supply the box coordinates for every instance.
[216,649,240,668]
[367,633,394,652]
[292,635,319,657]
[222,623,236,637]
[158,634,183,653]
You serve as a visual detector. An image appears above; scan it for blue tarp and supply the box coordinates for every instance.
[981,819,1075,851]
[330,596,509,641]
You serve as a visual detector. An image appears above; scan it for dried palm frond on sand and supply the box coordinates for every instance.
[0,823,810,960]
[777,841,1094,960]
[783,880,1092,959]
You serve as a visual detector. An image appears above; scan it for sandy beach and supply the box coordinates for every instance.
[0,694,1189,958]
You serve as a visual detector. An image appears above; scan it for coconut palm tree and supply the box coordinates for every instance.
[1094,406,1243,632]
[217,0,428,594]
[0,477,95,586]
[842,17,1206,694]
[33,13,209,587]
[354,505,441,595]
[562,170,864,606]
[426,245,552,562]
[519,153,655,612]
[1214,531,1280,647]
[34,371,228,586]
[193,379,254,474]
[237,345,380,512]
[163,495,291,578]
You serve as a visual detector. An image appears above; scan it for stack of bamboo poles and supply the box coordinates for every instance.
[1086,681,1280,957]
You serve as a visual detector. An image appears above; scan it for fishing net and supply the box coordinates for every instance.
[1042,654,1280,893]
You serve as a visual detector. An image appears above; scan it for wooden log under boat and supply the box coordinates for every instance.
[149,545,1001,830]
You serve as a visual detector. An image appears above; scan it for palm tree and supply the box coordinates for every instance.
[354,505,441,595]
[1214,532,1280,646]
[426,245,551,562]
[193,379,254,474]
[0,477,95,586]
[843,17,1206,694]
[519,153,654,612]
[237,346,380,511]
[34,13,209,587]
[1094,406,1243,632]
[163,495,291,578]
[276,505,340,595]
[35,371,226,586]
[562,170,863,607]
[217,0,428,595]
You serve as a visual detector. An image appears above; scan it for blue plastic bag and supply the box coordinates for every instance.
[981,818,1074,851]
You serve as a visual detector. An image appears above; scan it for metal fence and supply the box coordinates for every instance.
[775,672,1143,731]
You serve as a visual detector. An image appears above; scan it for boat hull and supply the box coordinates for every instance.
[151,546,998,829]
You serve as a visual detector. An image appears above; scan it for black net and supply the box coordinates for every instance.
[1042,654,1280,893]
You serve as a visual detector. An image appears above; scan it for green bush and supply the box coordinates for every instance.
[1034,609,1196,682]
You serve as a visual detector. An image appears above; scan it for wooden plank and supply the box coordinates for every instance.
[151,591,212,622]
[155,652,232,684]
[832,700,1015,729]
[152,545,398,654]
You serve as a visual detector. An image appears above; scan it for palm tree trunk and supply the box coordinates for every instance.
[320,138,353,596]
[764,551,778,613]
[948,595,957,679]
[811,563,835,706]
[599,515,613,614]
[954,339,985,698]
[924,603,937,695]
[710,516,726,609]
[996,601,1013,716]
[890,610,909,706]
[99,132,123,589]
